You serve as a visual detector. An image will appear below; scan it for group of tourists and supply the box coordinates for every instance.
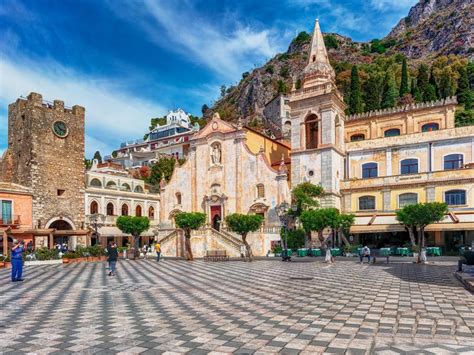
[10,239,162,282]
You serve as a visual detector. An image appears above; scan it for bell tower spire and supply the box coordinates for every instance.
[304,19,335,86]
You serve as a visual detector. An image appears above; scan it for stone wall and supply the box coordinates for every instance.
[1,92,85,229]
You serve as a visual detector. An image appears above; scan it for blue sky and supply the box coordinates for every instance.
[0,0,417,157]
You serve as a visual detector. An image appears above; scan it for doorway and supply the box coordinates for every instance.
[211,205,222,231]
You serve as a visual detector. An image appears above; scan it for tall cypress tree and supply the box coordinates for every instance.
[457,66,470,104]
[411,78,422,103]
[364,75,381,111]
[381,69,397,109]
[429,67,439,99]
[439,70,453,99]
[93,151,102,164]
[417,64,429,99]
[399,58,409,97]
[349,65,363,114]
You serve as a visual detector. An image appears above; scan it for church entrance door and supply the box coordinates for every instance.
[210,206,222,231]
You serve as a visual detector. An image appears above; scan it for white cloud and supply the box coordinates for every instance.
[111,0,285,80]
[0,56,166,157]
[370,0,417,11]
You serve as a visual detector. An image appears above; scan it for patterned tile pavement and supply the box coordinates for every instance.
[1,259,474,354]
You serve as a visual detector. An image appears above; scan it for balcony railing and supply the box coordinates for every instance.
[0,215,21,227]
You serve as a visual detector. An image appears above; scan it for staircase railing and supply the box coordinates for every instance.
[209,228,243,252]
[158,229,178,245]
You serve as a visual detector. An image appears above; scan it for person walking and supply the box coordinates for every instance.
[359,245,371,264]
[11,240,25,282]
[107,242,118,276]
[155,241,161,262]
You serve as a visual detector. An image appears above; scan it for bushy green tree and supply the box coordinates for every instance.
[396,202,448,263]
[410,78,422,102]
[399,58,409,97]
[292,183,325,216]
[439,70,454,98]
[281,228,306,250]
[146,157,177,186]
[349,65,363,114]
[335,213,355,246]
[116,216,150,258]
[225,214,263,261]
[324,34,339,49]
[381,70,397,109]
[175,212,206,261]
[301,208,339,261]
[456,66,470,104]
[84,158,92,170]
[428,67,439,99]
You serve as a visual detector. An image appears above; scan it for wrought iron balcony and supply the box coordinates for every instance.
[0,215,21,227]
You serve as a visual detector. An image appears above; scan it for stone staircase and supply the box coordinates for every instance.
[158,229,178,245]
[209,228,243,253]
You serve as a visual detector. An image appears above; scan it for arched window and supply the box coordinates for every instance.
[305,114,318,149]
[257,184,265,198]
[384,128,400,137]
[399,193,418,208]
[362,162,378,178]
[444,154,463,170]
[106,202,114,216]
[400,159,418,175]
[134,185,144,193]
[122,183,131,191]
[121,204,129,216]
[135,205,142,217]
[148,206,155,219]
[90,178,102,187]
[106,181,117,189]
[359,196,376,210]
[350,134,365,142]
[421,122,439,132]
[176,192,182,205]
[90,201,99,214]
[445,190,466,206]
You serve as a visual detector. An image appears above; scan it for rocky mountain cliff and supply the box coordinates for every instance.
[210,0,473,127]
[387,0,473,60]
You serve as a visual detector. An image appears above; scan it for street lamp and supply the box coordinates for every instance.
[87,213,106,246]
[277,201,290,260]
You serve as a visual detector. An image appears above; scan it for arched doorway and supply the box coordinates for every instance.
[211,205,222,231]
[49,219,73,248]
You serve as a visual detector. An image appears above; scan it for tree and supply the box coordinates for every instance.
[146,157,177,187]
[282,228,306,250]
[324,34,339,49]
[349,65,363,114]
[410,78,422,102]
[225,213,263,261]
[399,58,409,97]
[301,208,339,262]
[175,212,206,261]
[220,85,227,98]
[364,75,381,111]
[416,63,430,100]
[335,213,355,246]
[457,66,470,104]
[396,202,448,263]
[116,216,150,258]
[201,104,209,116]
[428,67,439,99]
[395,204,418,248]
[292,182,325,217]
[439,69,454,98]
[93,151,102,164]
[381,69,397,109]
[84,158,92,170]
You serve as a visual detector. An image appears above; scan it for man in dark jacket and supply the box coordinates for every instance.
[107,242,119,276]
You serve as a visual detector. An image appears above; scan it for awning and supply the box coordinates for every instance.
[97,226,131,238]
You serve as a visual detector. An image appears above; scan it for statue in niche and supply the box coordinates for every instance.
[211,143,221,164]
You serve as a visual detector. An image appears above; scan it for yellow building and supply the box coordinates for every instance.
[341,100,474,252]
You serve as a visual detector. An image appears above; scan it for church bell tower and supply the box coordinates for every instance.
[289,19,346,208]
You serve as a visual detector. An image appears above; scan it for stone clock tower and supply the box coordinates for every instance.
[289,20,346,208]
[0,92,85,230]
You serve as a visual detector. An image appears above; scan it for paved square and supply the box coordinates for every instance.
[1,259,474,354]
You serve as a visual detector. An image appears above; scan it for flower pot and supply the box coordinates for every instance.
[5,262,11,268]
[63,258,70,264]
[0,261,5,268]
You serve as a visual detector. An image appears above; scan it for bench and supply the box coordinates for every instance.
[204,250,229,262]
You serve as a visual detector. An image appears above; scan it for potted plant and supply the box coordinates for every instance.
[272,245,283,257]
[62,251,77,263]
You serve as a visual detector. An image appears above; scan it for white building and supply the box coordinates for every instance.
[84,160,160,246]
[107,109,200,168]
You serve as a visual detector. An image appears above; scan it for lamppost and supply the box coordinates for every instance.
[277,202,290,260]
[87,213,106,246]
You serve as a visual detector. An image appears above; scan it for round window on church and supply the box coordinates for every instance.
[308,170,314,177]
[52,121,69,138]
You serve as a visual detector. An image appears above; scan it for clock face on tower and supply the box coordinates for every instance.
[52,121,69,138]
